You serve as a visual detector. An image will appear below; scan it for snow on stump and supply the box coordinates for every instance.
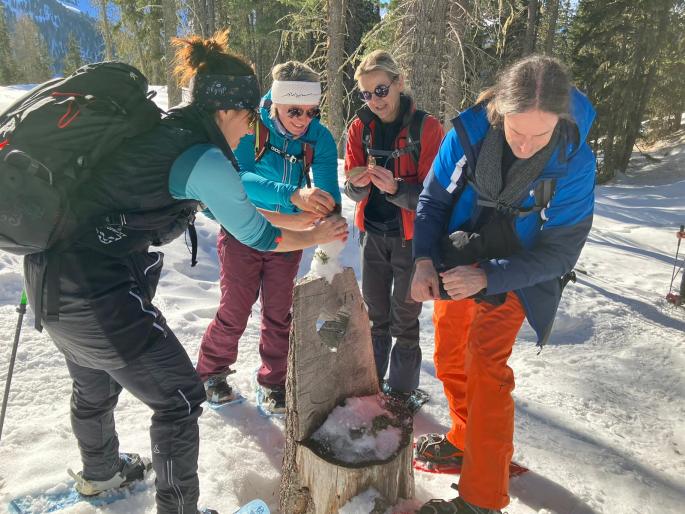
[280,267,414,514]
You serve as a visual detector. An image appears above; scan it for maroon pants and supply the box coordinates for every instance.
[196,230,302,387]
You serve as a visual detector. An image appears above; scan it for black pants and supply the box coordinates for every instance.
[66,332,205,514]
[25,248,205,514]
[360,231,422,392]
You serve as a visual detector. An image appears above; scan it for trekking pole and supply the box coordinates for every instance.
[668,225,685,296]
[0,290,27,446]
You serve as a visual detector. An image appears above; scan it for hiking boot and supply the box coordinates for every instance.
[419,485,501,514]
[382,382,430,414]
[259,384,286,414]
[68,452,152,496]
[204,370,238,405]
[415,433,464,464]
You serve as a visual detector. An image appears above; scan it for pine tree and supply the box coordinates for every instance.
[163,0,181,107]
[570,0,680,181]
[14,16,53,83]
[524,0,539,55]
[97,0,115,60]
[0,3,18,85]
[326,0,348,155]
[62,33,84,76]
[397,0,450,118]
[542,0,560,55]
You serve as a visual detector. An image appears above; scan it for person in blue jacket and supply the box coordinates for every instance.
[196,61,343,414]
[410,55,596,514]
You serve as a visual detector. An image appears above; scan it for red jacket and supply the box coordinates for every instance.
[344,99,444,240]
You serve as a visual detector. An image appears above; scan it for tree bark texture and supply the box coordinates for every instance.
[543,0,560,55]
[97,0,115,61]
[280,268,414,514]
[524,0,538,55]
[163,0,181,107]
[326,0,348,156]
[399,0,449,118]
[442,1,470,127]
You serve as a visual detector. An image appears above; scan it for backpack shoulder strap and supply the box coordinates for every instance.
[301,142,314,188]
[407,110,427,166]
[361,121,373,164]
[254,119,269,162]
[451,115,478,181]
[530,178,557,218]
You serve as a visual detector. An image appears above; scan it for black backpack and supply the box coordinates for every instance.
[0,62,162,255]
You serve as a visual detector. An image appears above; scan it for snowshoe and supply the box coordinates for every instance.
[382,382,430,414]
[414,433,464,473]
[256,384,286,417]
[419,485,501,514]
[205,370,245,408]
[67,452,152,496]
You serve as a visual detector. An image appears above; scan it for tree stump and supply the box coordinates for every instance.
[280,268,414,514]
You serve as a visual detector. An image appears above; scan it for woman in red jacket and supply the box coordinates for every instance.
[344,50,443,404]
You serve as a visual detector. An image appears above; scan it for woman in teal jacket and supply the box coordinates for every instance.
[197,61,342,414]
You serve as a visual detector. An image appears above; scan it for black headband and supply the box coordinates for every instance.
[188,73,261,111]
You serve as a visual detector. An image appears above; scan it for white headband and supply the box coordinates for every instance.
[271,80,321,105]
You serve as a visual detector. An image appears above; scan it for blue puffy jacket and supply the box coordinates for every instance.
[234,91,341,213]
[413,87,596,345]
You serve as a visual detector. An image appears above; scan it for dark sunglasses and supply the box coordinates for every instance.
[286,106,320,119]
[358,83,394,102]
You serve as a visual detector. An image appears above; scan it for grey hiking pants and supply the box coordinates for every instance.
[65,332,205,514]
[360,231,423,392]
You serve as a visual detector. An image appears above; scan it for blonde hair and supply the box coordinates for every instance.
[354,50,401,82]
[272,61,319,83]
[476,55,571,126]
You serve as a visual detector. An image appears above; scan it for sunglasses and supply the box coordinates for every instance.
[286,106,320,119]
[358,82,394,102]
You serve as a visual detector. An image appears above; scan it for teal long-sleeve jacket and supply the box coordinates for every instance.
[168,143,281,252]
[234,91,342,213]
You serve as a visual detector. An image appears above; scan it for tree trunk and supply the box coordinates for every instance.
[543,0,560,55]
[325,0,348,156]
[188,0,207,37]
[163,0,181,108]
[280,269,414,514]
[148,6,165,84]
[400,0,449,117]
[97,0,114,60]
[524,0,538,55]
[442,0,469,128]
[206,0,216,34]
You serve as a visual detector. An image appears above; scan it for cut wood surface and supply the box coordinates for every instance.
[280,268,414,513]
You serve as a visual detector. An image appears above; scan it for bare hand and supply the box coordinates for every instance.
[291,187,335,215]
[411,259,440,302]
[439,266,487,301]
[311,215,348,245]
[368,165,398,194]
[285,211,322,230]
[348,168,371,187]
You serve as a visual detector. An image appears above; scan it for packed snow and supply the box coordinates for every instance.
[308,238,346,283]
[339,488,421,514]
[0,86,684,513]
[310,395,403,464]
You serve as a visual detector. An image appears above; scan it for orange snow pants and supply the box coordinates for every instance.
[433,291,526,510]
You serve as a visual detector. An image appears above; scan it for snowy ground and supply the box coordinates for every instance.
[0,86,684,514]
